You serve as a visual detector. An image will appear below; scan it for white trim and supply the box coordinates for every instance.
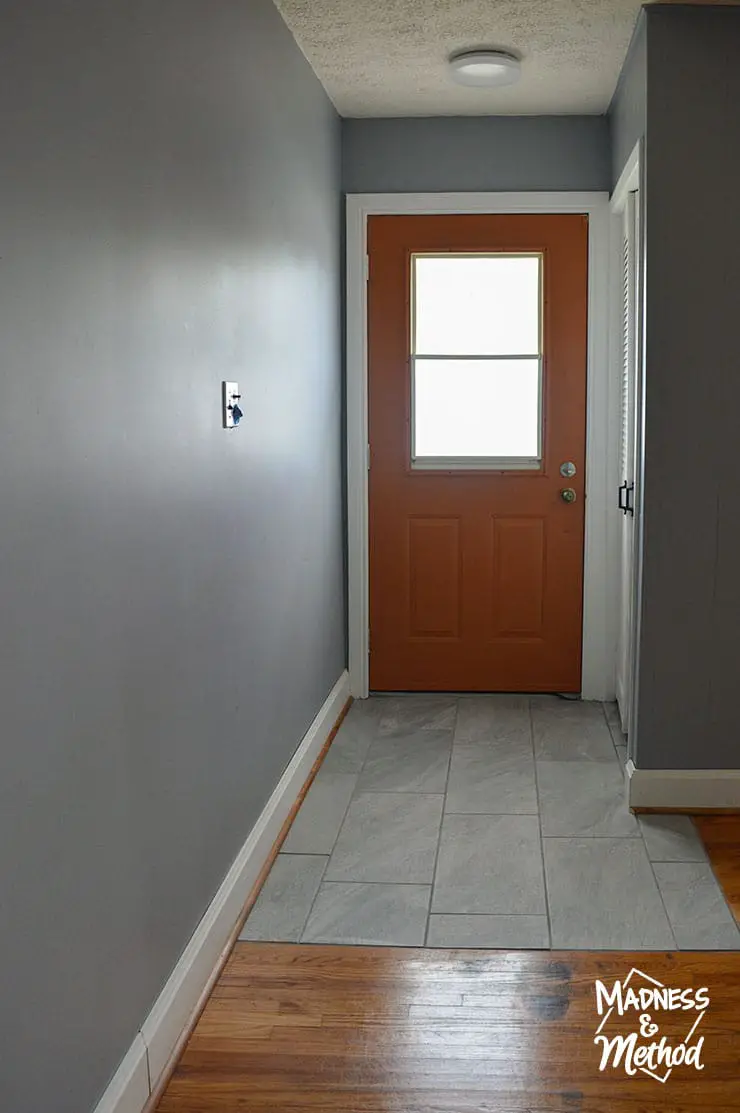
[581,195,614,701]
[611,143,641,215]
[93,1035,150,1113]
[627,761,740,810]
[346,191,614,700]
[92,670,350,1113]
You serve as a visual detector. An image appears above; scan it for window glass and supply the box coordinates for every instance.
[411,254,543,465]
[414,255,541,356]
[413,358,540,460]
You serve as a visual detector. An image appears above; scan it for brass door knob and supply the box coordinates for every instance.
[560,487,577,503]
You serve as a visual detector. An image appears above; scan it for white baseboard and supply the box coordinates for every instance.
[627,760,740,809]
[94,1035,150,1113]
[93,670,350,1113]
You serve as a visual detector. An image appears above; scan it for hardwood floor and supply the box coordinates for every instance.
[156,944,740,1111]
[696,815,740,923]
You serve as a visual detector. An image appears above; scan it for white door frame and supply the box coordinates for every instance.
[610,144,644,747]
[346,191,615,701]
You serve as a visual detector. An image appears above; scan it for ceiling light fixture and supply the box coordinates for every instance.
[449,50,521,88]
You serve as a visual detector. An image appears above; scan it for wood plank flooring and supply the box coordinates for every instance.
[156,944,740,1112]
[696,815,740,923]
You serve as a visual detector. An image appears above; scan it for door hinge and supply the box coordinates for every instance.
[364,254,370,282]
[367,442,371,471]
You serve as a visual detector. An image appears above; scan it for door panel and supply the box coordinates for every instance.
[491,516,546,638]
[408,517,461,639]
[368,213,588,692]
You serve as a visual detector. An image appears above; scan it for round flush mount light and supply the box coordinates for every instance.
[449,50,521,88]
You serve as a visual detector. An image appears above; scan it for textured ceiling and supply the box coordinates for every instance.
[274,0,644,117]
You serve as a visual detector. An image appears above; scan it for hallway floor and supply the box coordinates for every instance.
[241,695,740,951]
[156,945,740,1113]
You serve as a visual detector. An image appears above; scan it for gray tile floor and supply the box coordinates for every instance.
[241,695,740,950]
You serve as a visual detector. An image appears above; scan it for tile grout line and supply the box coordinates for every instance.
[666,823,740,944]
[295,853,332,944]
[530,697,553,950]
[349,782,455,797]
[689,818,740,933]
[303,879,439,888]
[602,699,627,763]
[600,700,617,754]
[423,699,458,945]
[419,911,553,917]
[544,834,643,840]
[298,705,384,943]
[444,810,541,816]
[636,816,680,952]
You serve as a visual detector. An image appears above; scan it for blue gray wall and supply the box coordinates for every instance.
[342,116,611,193]
[608,12,647,187]
[0,2,343,1110]
[634,4,740,770]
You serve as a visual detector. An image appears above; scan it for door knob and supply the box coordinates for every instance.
[560,487,577,504]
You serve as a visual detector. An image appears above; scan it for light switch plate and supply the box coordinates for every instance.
[223,381,240,428]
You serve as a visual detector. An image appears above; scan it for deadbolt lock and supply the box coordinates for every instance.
[560,487,577,504]
[560,461,577,478]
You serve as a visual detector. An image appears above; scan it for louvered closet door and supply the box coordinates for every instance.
[615,191,639,732]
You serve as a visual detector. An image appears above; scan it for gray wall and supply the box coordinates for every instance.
[635,4,740,769]
[342,116,611,193]
[608,11,647,187]
[0,3,343,1110]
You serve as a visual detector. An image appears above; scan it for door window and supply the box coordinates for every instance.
[411,254,543,468]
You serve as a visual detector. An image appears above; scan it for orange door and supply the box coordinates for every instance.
[368,213,588,692]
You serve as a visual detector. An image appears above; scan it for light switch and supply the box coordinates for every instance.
[223,382,242,428]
